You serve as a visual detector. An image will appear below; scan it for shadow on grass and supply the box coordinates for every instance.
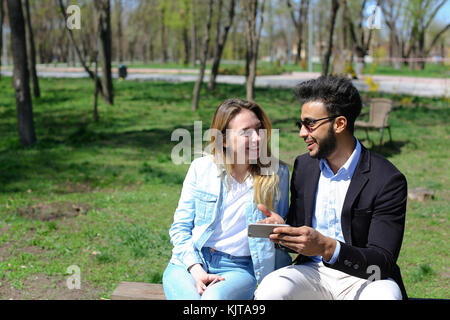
[0,121,212,193]
[364,140,409,158]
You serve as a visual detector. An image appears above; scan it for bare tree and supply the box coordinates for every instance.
[7,0,36,146]
[243,0,266,101]
[93,13,101,123]
[381,0,403,69]
[160,2,168,64]
[22,0,40,98]
[286,0,309,65]
[342,0,381,72]
[58,0,104,96]
[0,0,4,80]
[404,0,449,69]
[190,0,197,66]
[208,0,236,91]
[191,0,213,111]
[115,0,123,63]
[322,0,339,76]
[182,13,189,66]
[94,0,114,105]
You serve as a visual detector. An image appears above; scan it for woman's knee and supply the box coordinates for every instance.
[163,263,200,300]
[202,272,256,300]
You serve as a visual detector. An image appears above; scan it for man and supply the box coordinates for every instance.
[255,76,407,300]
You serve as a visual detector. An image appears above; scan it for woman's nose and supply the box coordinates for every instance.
[252,129,261,143]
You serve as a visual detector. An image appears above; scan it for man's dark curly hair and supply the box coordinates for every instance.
[293,75,362,134]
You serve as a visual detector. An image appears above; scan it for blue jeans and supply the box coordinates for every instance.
[163,247,257,300]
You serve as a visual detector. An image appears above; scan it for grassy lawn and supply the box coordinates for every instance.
[0,77,448,299]
[110,60,449,78]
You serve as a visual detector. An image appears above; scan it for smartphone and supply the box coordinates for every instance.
[248,223,290,238]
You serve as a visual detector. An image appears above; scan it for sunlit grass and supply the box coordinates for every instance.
[0,77,448,299]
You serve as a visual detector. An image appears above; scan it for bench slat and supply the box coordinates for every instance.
[111,281,166,300]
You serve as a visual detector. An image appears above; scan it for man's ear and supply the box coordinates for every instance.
[334,116,347,134]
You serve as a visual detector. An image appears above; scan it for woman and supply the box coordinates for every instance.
[163,98,291,300]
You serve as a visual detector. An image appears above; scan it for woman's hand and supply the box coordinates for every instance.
[188,264,225,295]
[257,204,285,224]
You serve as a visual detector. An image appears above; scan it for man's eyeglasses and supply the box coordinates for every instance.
[295,115,340,132]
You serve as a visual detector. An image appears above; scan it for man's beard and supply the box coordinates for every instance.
[312,125,337,159]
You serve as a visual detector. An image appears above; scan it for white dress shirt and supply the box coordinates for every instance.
[203,175,253,256]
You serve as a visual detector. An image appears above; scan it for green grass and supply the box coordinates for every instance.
[363,62,450,78]
[0,77,448,299]
[110,60,449,78]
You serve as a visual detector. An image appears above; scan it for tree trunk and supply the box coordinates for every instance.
[182,26,189,66]
[190,0,197,66]
[246,53,257,101]
[208,0,235,91]
[191,0,213,111]
[340,0,349,52]
[149,36,154,62]
[297,0,309,64]
[95,0,114,105]
[244,0,265,102]
[22,0,40,98]
[0,0,4,80]
[7,0,36,146]
[115,0,123,63]
[208,0,223,90]
[160,6,168,64]
[287,0,309,65]
[322,0,339,76]
[416,30,426,70]
[94,39,100,123]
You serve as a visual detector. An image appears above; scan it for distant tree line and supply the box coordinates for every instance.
[1,0,448,146]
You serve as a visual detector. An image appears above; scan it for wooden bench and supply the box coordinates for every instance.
[111,281,433,300]
[111,282,166,300]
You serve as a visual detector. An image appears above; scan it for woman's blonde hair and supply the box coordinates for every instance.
[209,98,280,211]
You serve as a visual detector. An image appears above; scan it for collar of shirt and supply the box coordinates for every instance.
[229,174,254,191]
[319,138,362,180]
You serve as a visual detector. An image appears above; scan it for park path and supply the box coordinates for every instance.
[1,66,448,97]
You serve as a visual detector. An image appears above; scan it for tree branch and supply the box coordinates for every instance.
[286,0,299,29]
[425,22,450,56]
[424,0,446,30]
[57,0,103,96]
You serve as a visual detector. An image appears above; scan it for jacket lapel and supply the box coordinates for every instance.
[303,159,321,227]
[341,146,370,244]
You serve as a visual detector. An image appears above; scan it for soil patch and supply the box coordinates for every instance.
[0,273,103,300]
[57,180,94,194]
[16,202,91,221]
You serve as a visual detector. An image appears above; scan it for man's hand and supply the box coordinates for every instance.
[188,264,225,295]
[257,204,285,224]
[269,225,336,261]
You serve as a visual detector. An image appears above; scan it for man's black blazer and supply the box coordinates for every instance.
[286,144,408,299]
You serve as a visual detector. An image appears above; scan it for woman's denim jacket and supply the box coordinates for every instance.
[168,155,292,284]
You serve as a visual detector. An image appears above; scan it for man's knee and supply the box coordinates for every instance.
[254,266,321,300]
[254,270,294,300]
[358,279,402,300]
